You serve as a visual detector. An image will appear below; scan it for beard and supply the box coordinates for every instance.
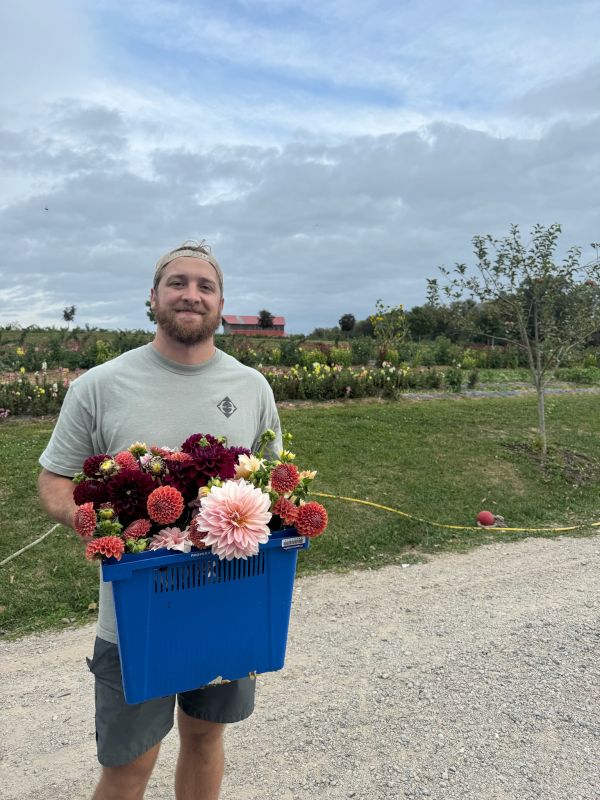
[153,304,222,345]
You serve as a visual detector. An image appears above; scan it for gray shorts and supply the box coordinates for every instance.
[86,637,256,767]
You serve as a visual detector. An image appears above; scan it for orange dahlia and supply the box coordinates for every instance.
[270,463,300,494]
[147,485,184,524]
[165,451,193,462]
[85,536,125,561]
[295,501,328,538]
[272,496,298,525]
[74,502,97,539]
[114,451,139,471]
[123,518,152,539]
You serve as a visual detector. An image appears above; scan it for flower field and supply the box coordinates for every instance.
[1,327,600,418]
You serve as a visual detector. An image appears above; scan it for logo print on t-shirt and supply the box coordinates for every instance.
[217,396,237,418]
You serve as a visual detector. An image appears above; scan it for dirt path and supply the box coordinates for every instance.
[1,535,599,799]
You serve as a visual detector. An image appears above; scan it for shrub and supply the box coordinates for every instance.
[444,366,463,393]
[350,337,374,365]
[300,348,327,366]
[555,366,600,384]
[329,347,352,367]
[279,338,302,366]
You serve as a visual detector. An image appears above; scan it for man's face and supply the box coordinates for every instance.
[150,257,224,345]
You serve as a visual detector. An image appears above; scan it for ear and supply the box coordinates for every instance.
[219,295,224,313]
[150,287,157,309]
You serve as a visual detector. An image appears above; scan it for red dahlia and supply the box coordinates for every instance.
[74,502,97,538]
[270,463,300,494]
[272,496,299,525]
[295,501,328,538]
[85,536,125,561]
[123,518,152,539]
[147,486,185,524]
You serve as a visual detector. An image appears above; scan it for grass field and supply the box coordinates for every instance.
[1,394,599,637]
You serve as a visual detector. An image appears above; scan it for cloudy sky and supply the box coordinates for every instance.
[1,0,599,333]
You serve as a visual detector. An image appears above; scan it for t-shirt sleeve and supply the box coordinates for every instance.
[39,381,95,476]
[252,379,283,459]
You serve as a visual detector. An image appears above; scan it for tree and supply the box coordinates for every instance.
[257,310,274,329]
[62,305,76,329]
[338,313,356,334]
[369,299,408,359]
[430,223,600,454]
[145,300,156,324]
[353,318,375,338]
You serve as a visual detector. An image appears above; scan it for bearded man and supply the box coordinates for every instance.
[38,241,282,800]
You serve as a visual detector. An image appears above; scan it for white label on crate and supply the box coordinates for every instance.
[281,536,307,550]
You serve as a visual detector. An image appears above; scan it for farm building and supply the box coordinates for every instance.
[222,315,286,337]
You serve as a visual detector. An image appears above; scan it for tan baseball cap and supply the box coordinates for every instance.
[154,240,223,292]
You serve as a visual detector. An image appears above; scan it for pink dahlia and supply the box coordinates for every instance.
[74,502,97,539]
[270,463,300,494]
[85,536,125,561]
[150,445,172,457]
[147,485,184,524]
[123,518,152,539]
[148,527,191,553]
[114,451,140,471]
[272,496,299,525]
[195,480,271,560]
[295,501,328,538]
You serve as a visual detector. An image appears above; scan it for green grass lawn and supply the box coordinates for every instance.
[1,395,599,637]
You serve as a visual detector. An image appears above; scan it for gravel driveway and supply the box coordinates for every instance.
[1,535,599,800]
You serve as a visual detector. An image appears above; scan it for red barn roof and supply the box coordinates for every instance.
[222,315,285,325]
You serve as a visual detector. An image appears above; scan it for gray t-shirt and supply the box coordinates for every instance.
[40,343,282,642]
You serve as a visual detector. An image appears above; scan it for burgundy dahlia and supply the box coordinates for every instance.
[73,479,111,508]
[164,441,247,502]
[107,468,156,524]
[82,454,111,478]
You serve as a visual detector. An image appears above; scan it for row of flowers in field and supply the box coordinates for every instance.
[260,361,457,400]
[5,330,575,373]
[0,368,71,417]
[0,362,460,418]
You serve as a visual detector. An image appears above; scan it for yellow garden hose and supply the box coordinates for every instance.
[313,492,600,534]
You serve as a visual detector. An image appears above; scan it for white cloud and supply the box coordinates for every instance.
[1,1,599,333]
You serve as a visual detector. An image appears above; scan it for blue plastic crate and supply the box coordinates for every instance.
[101,529,308,704]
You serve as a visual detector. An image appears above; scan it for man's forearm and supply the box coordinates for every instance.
[38,469,77,530]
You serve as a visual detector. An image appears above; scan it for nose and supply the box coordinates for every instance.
[180,284,204,305]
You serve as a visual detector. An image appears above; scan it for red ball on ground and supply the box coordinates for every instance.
[476,510,495,526]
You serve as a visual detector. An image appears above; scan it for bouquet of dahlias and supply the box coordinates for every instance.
[72,430,328,562]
